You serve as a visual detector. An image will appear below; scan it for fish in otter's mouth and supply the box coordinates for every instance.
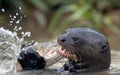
[58,46,78,62]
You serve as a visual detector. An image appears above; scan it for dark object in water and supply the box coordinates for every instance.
[17,47,46,70]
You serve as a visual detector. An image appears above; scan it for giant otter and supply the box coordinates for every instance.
[57,28,111,72]
[17,28,111,72]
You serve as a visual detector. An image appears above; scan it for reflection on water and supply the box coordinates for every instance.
[0,27,120,75]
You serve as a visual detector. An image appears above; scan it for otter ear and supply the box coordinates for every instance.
[100,44,108,53]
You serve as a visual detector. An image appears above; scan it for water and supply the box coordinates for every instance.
[0,27,21,74]
[0,27,120,75]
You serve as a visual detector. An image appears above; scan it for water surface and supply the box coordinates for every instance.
[0,28,120,75]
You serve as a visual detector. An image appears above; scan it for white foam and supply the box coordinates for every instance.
[0,27,31,74]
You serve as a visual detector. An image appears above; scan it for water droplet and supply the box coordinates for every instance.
[19,57,22,59]
[25,52,27,54]
[16,13,18,16]
[19,7,22,10]
[15,29,18,31]
[1,8,5,12]
[19,27,22,30]
[16,20,20,24]
[11,18,14,21]
[14,16,16,19]
[21,32,24,35]
[9,24,12,26]
[10,21,13,23]
[24,15,26,17]
[9,15,12,18]
[14,26,17,31]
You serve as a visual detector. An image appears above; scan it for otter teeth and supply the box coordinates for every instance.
[58,48,78,62]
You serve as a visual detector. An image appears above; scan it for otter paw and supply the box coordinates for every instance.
[17,48,46,70]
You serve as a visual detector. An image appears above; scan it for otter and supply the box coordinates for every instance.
[17,28,111,73]
[57,28,111,72]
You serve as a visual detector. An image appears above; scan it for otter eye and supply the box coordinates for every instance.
[72,37,79,41]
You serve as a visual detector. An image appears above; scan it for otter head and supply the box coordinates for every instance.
[57,28,110,66]
[57,28,82,62]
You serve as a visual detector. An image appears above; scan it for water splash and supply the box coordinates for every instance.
[20,31,31,43]
[0,27,32,74]
[0,27,21,74]
[0,6,30,74]
[9,13,22,26]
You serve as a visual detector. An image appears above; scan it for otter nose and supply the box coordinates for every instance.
[58,35,66,43]
[59,36,66,42]
[61,39,65,42]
